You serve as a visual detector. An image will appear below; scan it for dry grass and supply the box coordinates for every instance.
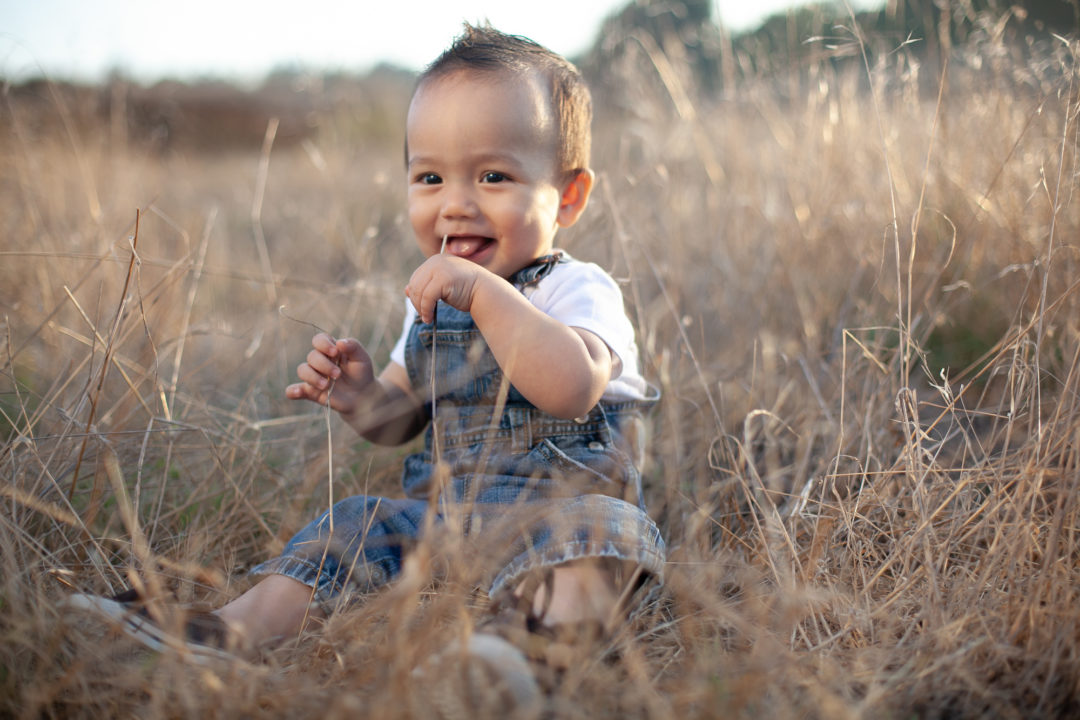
[2,15,1079,719]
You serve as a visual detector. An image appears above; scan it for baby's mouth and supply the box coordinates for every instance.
[445,236,494,260]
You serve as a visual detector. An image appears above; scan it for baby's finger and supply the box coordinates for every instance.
[406,280,438,324]
[311,332,339,357]
[296,361,334,390]
[305,349,342,380]
[420,282,444,324]
[285,381,325,404]
[405,267,431,319]
[335,337,368,362]
[336,339,375,380]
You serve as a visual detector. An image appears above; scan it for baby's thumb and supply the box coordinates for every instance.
[336,338,372,371]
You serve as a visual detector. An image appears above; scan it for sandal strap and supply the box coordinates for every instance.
[67,588,233,662]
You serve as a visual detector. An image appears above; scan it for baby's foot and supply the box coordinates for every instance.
[64,588,242,664]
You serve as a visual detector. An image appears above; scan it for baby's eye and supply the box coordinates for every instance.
[416,172,442,185]
[480,171,508,183]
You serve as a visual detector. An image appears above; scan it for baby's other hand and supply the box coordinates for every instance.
[286,333,376,416]
[405,254,486,324]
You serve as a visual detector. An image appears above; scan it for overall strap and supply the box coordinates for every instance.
[509,252,566,289]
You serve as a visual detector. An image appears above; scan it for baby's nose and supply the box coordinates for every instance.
[440,182,478,218]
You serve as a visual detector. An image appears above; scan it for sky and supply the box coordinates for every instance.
[1,0,881,84]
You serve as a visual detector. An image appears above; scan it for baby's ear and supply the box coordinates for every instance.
[556,169,595,228]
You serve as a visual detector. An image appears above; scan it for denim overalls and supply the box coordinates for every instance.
[253,256,666,605]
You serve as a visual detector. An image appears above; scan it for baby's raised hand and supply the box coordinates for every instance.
[405,254,487,324]
[286,333,376,417]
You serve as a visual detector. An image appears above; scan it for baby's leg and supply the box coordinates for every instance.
[518,558,640,629]
[215,574,325,645]
[233,493,429,645]
[490,494,663,630]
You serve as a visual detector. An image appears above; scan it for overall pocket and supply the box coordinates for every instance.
[525,438,640,504]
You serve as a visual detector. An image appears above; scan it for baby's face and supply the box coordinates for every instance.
[406,69,568,279]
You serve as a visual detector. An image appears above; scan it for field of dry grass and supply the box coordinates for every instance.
[2,15,1079,719]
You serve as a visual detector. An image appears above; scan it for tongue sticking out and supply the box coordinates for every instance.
[447,237,489,258]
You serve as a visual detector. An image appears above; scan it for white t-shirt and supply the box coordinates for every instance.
[389,257,651,401]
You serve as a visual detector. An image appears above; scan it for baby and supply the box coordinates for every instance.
[74,23,666,694]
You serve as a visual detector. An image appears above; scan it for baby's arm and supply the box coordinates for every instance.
[406,257,616,420]
[286,333,428,444]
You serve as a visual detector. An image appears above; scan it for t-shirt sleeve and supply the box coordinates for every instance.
[388,299,417,370]
[524,262,637,381]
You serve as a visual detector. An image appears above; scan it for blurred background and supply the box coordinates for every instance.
[3,0,882,84]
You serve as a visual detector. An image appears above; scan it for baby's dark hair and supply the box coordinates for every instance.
[417,22,592,180]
